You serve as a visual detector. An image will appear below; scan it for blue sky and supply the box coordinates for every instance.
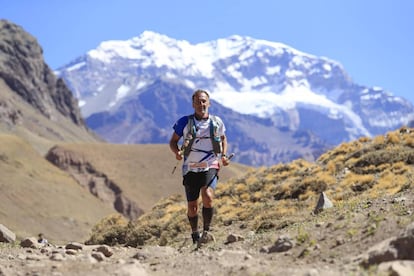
[2,0,414,104]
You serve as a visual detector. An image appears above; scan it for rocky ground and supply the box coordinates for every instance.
[1,188,414,276]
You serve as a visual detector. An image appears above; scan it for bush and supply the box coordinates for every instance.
[86,213,129,245]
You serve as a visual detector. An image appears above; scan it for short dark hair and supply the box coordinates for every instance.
[192,89,210,102]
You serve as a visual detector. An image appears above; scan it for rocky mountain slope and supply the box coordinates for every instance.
[0,19,99,154]
[0,20,83,126]
[56,31,414,166]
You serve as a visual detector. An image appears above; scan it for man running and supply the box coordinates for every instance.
[169,89,230,245]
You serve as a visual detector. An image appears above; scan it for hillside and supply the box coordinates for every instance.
[78,127,414,275]
[0,136,250,243]
[1,127,413,275]
[90,126,414,244]
[0,134,115,243]
[45,142,250,217]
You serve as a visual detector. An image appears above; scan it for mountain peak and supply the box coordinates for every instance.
[87,30,191,64]
[136,30,174,42]
[56,31,414,165]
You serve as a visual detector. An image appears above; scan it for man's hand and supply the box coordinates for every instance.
[221,154,230,166]
[175,150,183,160]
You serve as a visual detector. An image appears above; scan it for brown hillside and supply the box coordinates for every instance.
[0,137,249,244]
[45,143,250,214]
[0,134,115,244]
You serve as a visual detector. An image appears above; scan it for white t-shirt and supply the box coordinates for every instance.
[173,114,225,175]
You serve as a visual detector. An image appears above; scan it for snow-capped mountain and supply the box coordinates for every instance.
[56,31,414,166]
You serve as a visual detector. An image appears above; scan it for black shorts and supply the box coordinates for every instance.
[183,169,218,202]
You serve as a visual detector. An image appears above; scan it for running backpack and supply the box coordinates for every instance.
[182,114,222,158]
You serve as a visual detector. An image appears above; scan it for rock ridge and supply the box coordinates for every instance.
[45,145,143,220]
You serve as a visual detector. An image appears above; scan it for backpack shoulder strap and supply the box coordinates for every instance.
[209,115,222,155]
[182,115,196,158]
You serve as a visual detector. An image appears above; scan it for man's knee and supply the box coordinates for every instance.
[187,201,198,216]
[202,187,214,202]
[202,197,213,208]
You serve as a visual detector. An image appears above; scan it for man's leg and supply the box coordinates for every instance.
[201,186,214,231]
[187,200,199,232]
[199,186,216,244]
[201,170,217,231]
[184,173,202,244]
[188,200,200,244]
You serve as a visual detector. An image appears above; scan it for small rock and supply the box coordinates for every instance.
[65,249,78,255]
[95,245,113,257]
[91,252,105,262]
[335,236,345,246]
[0,224,16,243]
[50,253,65,261]
[268,235,294,253]
[65,242,83,250]
[132,252,147,261]
[20,237,39,248]
[259,246,269,253]
[314,192,333,214]
[226,233,244,244]
[377,260,414,276]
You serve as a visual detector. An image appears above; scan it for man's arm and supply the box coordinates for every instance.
[169,132,183,160]
[220,134,230,166]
